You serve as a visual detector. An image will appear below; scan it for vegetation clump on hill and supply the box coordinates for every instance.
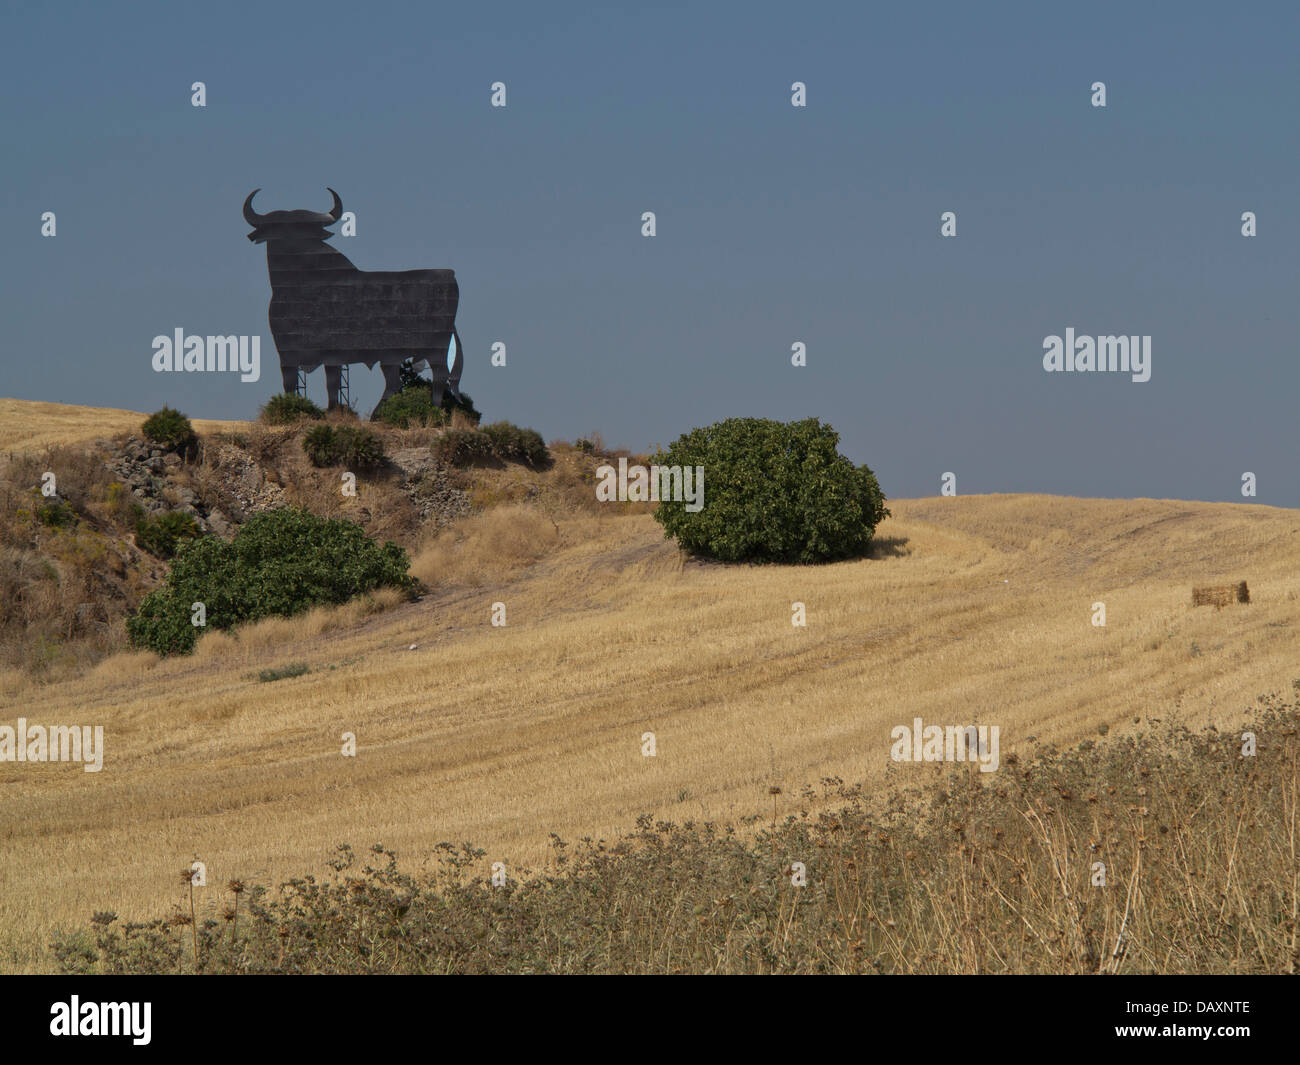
[481,422,548,468]
[125,507,414,655]
[302,424,386,469]
[375,365,483,428]
[431,428,494,466]
[432,422,548,468]
[50,696,1300,974]
[141,407,197,459]
[652,417,889,564]
[260,394,325,425]
[133,510,200,560]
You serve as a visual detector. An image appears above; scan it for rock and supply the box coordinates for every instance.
[390,447,437,479]
[162,453,181,468]
[207,509,234,538]
[405,464,472,527]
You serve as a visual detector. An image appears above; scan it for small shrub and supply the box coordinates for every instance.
[334,426,385,468]
[482,422,548,467]
[141,407,198,457]
[374,386,447,429]
[302,425,386,469]
[396,359,482,426]
[134,511,201,560]
[575,438,595,454]
[432,428,495,467]
[35,497,77,529]
[104,483,145,529]
[261,394,325,425]
[258,663,310,683]
[302,425,338,466]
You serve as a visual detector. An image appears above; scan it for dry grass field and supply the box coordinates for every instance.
[0,398,255,454]
[3,452,1299,970]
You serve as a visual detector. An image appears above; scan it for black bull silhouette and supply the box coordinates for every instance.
[244,188,464,413]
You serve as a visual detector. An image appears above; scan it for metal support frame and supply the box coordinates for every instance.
[337,364,351,411]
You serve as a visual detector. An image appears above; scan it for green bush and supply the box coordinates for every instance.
[302,425,386,468]
[141,407,197,456]
[395,360,482,426]
[134,511,201,560]
[377,383,482,428]
[651,417,889,564]
[35,496,77,529]
[261,393,325,425]
[431,428,494,467]
[125,507,415,655]
[481,422,548,467]
[335,426,385,468]
[302,425,338,466]
[374,386,447,429]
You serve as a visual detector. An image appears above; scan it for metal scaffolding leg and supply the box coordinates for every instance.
[296,367,308,398]
[338,364,351,411]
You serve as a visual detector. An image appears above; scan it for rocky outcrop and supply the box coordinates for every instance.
[103,437,284,537]
[389,447,472,527]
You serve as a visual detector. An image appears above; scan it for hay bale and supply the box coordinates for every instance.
[1192,581,1249,608]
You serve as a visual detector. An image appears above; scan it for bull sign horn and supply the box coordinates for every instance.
[242,189,265,226]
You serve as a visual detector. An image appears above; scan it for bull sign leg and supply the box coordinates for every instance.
[324,365,342,410]
[379,362,404,405]
[281,364,299,396]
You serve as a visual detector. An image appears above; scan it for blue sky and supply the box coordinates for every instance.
[1,1,1296,503]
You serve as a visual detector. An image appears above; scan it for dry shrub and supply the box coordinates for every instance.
[53,696,1300,975]
[216,424,292,469]
[280,475,419,552]
[187,588,407,667]
[0,666,28,700]
[411,504,560,587]
[187,699,242,724]
[86,649,159,684]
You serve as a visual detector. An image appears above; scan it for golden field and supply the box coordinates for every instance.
[1,403,1299,971]
[0,398,253,454]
